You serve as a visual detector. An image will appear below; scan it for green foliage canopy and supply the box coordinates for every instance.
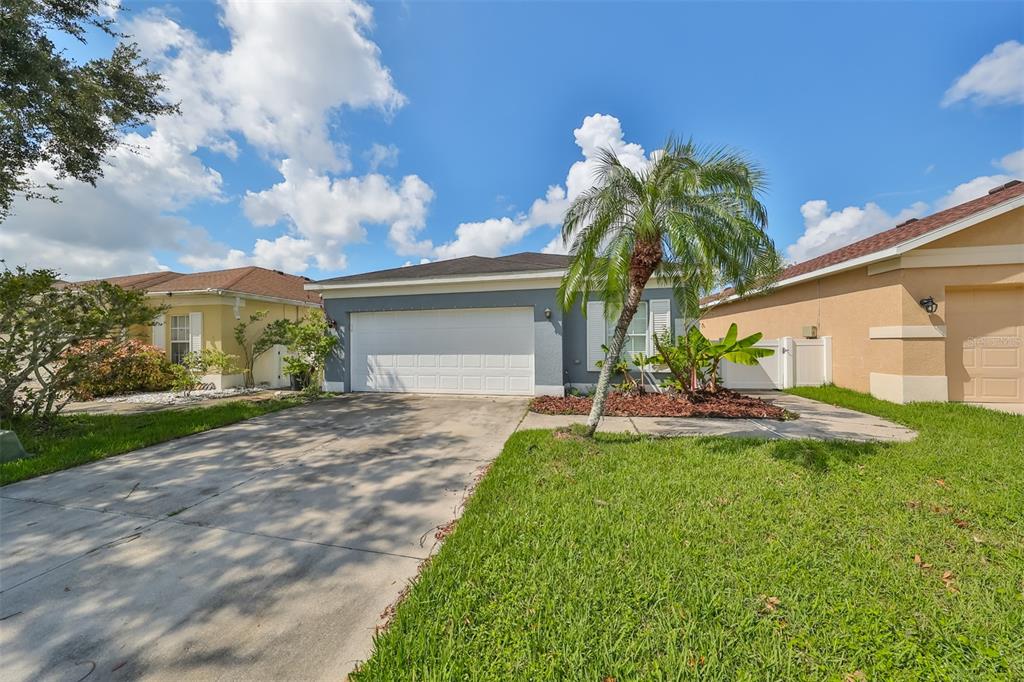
[1,0,178,218]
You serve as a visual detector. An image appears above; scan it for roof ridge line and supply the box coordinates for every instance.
[221,265,259,291]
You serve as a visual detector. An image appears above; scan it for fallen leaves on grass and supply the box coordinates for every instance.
[913,554,933,570]
[953,518,970,529]
[530,391,789,420]
[759,595,782,613]
[844,671,867,682]
[935,478,947,487]
[941,570,959,593]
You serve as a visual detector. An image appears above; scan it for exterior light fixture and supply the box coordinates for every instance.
[919,296,938,314]
[544,308,552,319]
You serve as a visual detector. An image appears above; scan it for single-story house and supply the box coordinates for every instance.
[80,266,322,388]
[307,253,684,397]
[702,180,1023,406]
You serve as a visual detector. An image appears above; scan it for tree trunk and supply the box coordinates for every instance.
[585,240,662,436]
[586,284,644,436]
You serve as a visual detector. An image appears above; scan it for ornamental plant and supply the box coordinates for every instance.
[1,265,163,419]
[280,313,337,393]
[67,339,174,400]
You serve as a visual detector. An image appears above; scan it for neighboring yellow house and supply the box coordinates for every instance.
[702,180,1023,408]
[84,266,322,388]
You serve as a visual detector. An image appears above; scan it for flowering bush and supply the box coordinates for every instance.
[67,339,175,400]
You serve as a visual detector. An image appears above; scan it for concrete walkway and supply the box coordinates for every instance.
[0,394,528,681]
[518,391,916,442]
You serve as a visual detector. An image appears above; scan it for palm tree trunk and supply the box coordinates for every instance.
[586,283,645,436]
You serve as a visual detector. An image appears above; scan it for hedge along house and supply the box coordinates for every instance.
[307,253,686,397]
[701,180,1024,407]
[80,267,322,388]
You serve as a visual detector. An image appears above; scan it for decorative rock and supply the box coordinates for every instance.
[0,430,32,463]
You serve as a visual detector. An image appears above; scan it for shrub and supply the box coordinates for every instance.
[170,351,206,396]
[68,339,174,400]
[1,266,163,418]
[200,348,240,375]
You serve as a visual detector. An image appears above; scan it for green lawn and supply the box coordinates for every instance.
[1,397,305,485]
[355,387,1024,680]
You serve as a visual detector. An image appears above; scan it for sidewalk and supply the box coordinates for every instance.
[517,391,916,443]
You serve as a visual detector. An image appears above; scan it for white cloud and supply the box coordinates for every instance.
[434,217,535,260]
[432,113,654,259]
[127,0,404,172]
[999,148,1024,176]
[934,148,1023,210]
[240,159,435,262]
[365,143,400,171]
[785,147,1023,263]
[942,40,1024,107]
[786,200,928,262]
[5,0,419,279]
[0,160,216,279]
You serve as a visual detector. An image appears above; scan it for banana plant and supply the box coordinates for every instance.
[630,352,659,393]
[653,327,709,395]
[595,344,639,393]
[705,323,774,392]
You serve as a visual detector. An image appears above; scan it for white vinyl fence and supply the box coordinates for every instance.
[719,336,832,390]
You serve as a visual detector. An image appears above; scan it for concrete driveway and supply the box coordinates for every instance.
[0,394,527,681]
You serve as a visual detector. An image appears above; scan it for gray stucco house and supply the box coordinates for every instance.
[306,252,682,397]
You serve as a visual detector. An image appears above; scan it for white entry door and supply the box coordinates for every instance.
[350,307,535,395]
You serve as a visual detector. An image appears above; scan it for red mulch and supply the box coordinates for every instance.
[530,389,790,420]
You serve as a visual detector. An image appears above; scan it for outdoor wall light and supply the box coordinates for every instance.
[919,296,938,314]
[544,308,552,319]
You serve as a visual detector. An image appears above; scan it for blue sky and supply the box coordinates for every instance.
[4,1,1023,280]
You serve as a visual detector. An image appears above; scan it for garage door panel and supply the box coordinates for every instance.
[351,308,535,396]
[982,348,1019,368]
[947,287,1023,404]
[509,376,531,392]
[981,378,1018,398]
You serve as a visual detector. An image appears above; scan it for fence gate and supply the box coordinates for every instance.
[720,336,832,390]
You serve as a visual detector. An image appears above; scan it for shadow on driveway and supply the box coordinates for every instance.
[0,393,527,681]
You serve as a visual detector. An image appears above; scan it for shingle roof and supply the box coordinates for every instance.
[779,179,1024,280]
[705,179,1024,304]
[77,266,321,304]
[314,252,571,285]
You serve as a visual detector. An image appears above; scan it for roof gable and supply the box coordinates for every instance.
[314,252,570,286]
[703,180,1023,305]
[75,266,320,304]
[780,180,1024,281]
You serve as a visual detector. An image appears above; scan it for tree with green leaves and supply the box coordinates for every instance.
[233,311,291,389]
[0,264,162,418]
[556,138,780,436]
[280,313,338,394]
[1,0,178,219]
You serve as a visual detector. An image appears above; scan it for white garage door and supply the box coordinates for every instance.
[351,307,535,395]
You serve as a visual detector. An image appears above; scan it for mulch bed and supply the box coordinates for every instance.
[530,389,791,420]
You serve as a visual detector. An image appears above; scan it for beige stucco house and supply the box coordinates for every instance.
[702,180,1023,407]
[84,267,322,388]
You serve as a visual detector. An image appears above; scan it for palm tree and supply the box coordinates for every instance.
[556,138,780,436]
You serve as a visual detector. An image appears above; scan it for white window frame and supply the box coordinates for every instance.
[606,301,649,360]
[170,314,191,364]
